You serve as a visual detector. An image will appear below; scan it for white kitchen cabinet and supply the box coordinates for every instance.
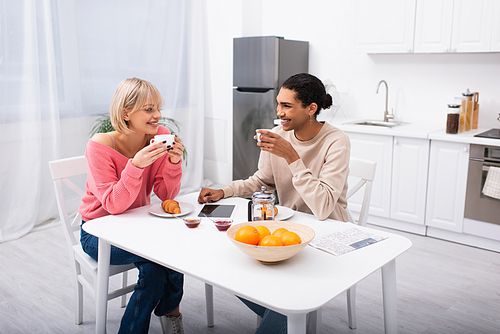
[347,133,393,218]
[426,140,469,232]
[347,132,430,226]
[415,0,497,53]
[414,0,454,52]
[359,0,500,53]
[491,0,500,51]
[391,137,430,225]
[354,0,417,54]
[451,0,495,52]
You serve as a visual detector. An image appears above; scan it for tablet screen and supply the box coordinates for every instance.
[198,204,236,218]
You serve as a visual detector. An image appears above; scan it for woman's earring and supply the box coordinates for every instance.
[309,114,312,124]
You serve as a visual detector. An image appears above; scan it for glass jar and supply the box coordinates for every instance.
[446,104,460,134]
[462,90,474,131]
[453,96,466,133]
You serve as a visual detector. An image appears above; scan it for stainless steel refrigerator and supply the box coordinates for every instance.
[233,36,309,180]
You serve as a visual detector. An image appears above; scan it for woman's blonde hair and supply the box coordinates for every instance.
[110,78,163,133]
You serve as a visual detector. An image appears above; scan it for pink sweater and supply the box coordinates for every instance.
[79,126,182,222]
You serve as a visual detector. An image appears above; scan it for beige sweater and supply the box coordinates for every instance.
[223,122,350,221]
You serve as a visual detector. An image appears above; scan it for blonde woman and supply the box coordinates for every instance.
[79,78,185,334]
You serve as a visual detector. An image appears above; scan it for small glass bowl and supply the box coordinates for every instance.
[214,219,232,232]
[183,218,201,228]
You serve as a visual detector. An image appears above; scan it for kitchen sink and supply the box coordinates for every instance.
[344,120,406,128]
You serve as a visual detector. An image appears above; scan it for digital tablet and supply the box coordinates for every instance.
[198,204,236,219]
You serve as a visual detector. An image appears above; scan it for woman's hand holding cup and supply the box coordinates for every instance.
[132,139,170,168]
[167,136,184,164]
[131,134,183,168]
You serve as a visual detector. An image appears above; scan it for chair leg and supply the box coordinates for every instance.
[73,261,84,325]
[205,283,214,327]
[347,285,357,329]
[120,272,128,307]
[76,279,83,325]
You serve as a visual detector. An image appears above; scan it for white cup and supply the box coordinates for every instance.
[150,134,175,147]
[256,129,274,142]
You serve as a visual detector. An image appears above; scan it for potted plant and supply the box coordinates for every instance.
[89,114,188,164]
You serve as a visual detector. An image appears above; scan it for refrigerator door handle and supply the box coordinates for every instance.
[236,87,273,93]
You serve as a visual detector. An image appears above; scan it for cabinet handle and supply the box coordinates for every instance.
[463,147,468,153]
[394,140,399,145]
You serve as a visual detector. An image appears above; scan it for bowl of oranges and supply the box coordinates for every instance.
[226,221,315,263]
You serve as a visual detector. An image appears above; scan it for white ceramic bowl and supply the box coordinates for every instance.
[226,221,315,263]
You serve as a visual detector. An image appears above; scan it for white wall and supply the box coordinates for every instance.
[203,0,241,185]
[204,0,500,185]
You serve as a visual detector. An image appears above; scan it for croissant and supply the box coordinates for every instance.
[162,199,181,214]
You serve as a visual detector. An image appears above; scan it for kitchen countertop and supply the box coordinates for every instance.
[326,117,443,139]
[325,117,500,146]
[428,128,500,146]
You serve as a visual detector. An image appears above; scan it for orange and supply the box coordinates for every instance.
[265,206,278,217]
[235,226,260,245]
[281,231,302,246]
[272,228,289,239]
[258,235,283,247]
[255,225,271,240]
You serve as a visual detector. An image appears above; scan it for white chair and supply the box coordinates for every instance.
[345,157,377,329]
[308,157,377,333]
[346,157,377,227]
[256,158,377,333]
[49,156,136,325]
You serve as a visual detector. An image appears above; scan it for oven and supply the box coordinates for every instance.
[464,144,500,225]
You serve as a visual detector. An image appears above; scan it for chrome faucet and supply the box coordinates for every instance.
[376,80,394,122]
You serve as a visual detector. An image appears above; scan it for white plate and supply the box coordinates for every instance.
[275,205,295,221]
[148,202,194,218]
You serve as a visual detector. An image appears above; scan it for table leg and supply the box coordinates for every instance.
[347,285,357,329]
[96,238,111,334]
[307,308,321,334]
[205,283,214,327]
[381,259,397,334]
[287,313,306,334]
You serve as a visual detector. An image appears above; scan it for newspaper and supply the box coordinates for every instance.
[309,227,387,256]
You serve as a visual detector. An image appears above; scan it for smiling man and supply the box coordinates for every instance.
[198,73,351,334]
[198,73,351,222]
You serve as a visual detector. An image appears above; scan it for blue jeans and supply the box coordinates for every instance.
[81,223,184,334]
[238,297,287,334]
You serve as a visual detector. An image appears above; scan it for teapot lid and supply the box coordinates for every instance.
[252,186,275,203]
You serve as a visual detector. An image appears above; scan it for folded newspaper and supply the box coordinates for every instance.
[309,227,387,256]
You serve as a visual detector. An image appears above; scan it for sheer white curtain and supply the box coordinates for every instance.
[0,0,208,243]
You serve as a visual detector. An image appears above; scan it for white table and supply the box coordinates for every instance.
[83,192,412,334]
